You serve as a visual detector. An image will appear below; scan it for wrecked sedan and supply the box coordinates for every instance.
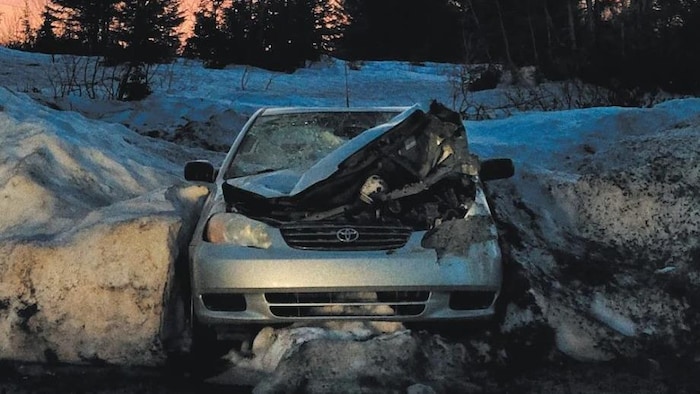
[184,102,513,331]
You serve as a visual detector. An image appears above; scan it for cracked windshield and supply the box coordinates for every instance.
[225,111,399,178]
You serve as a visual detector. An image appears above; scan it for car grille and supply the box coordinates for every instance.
[279,224,411,251]
[265,291,429,318]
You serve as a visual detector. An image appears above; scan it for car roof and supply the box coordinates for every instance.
[258,106,411,116]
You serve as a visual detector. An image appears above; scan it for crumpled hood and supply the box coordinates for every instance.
[222,101,479,228]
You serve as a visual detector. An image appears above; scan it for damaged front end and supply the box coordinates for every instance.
[222,102,485,236]
[186,102,513,324]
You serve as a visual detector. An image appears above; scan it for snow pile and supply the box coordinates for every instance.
[0,87,209,365]
[475,99,700,362]
[212,322,491,393]
[1,89,180,237]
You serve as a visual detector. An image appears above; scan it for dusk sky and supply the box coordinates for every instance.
[0,0,199,42]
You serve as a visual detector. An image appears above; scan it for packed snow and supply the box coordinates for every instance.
[0,45,699,392]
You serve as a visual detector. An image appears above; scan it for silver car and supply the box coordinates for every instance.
[184,102,513,338]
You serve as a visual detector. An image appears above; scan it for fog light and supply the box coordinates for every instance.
[449,291,496,310]
[202,293,247,312]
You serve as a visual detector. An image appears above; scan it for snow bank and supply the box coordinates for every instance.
[477,100,700,361]
[0,88,209,365]
[0,186,207,365]
[0,89,181,237]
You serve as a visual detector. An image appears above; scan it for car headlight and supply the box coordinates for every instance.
[205,213,273,248]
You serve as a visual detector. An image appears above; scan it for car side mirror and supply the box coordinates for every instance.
[185,160,216,183]
[480,158,514,181]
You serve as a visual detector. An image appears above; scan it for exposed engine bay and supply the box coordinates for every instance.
[222,102,480,231]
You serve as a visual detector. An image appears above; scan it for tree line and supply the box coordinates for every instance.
[183,0,325,71]
[10,0,700,95]
[338,0,700,94]
[12,0,183,99]
[457,0,700,94]
[20,0,182,64]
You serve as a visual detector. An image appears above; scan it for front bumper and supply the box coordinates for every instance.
[190,232,502,325]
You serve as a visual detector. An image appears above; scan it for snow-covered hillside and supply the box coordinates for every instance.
[1,46,699,391]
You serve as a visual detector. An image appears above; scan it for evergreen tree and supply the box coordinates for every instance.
[34,6,59,53]
[113,0,184,64]
[260,0,320,70]
[223,0,256,65]
[341,0,463,62]
[185,0,229,67]
[113,0,184,100]
[20,0,35,50]
[50,0,120,55]
[292,0,322,62]
[190,0,323,71]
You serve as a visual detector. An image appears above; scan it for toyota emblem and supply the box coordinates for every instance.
[336,227,360,243]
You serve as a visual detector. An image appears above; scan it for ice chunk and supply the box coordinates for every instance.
[555,322,614,362]
[590,293,637,337]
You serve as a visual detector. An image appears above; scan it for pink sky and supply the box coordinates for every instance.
[0,0,199,43]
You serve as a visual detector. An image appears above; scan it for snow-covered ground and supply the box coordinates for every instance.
[1,46,699,392]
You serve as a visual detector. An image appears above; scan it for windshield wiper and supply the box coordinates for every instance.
[250,168,278,175]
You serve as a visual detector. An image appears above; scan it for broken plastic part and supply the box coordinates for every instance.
[359,175,388,204]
